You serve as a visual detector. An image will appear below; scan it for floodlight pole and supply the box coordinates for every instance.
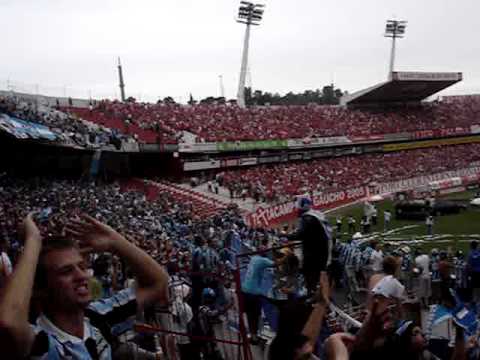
[389,36,397,79]
[117,57,126,102]
[385,20,407,80]
[219,75,225,98]
[236,2,264,108]
[237,24,251,108]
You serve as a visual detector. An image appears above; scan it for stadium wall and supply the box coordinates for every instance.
[0,134,182,179]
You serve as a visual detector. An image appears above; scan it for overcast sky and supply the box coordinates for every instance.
[0,0,478,102]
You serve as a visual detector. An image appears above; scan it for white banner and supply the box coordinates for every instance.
[178,142,217,153]
[287,136,351,148]
[392,71,462,82]
[238,157,258,166]
[372,167,480,195]
[183,160,220,171]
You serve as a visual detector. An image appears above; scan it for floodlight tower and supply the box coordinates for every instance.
[384,19,407,80]
[236,1,264,108]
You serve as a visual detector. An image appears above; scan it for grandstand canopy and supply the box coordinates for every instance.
[341,71,462,106]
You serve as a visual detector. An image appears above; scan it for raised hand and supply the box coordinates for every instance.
[325,333,356,360]
[21,212,42,244]
[66,214,125,253]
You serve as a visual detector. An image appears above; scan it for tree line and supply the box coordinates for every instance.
[126,84,346,106]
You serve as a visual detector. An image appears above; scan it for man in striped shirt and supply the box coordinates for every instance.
[0,213,169,359]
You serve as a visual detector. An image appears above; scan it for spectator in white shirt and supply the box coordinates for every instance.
[415,249,431,309]
[370,243,384,273]
[426,215,434,236]
[384,210,392,232]
[170,284,195,360]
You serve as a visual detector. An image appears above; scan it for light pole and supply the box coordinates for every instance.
[219,75,225,99]
[236,1,264,108]
[117,57,126,102]
[384,19,407,80]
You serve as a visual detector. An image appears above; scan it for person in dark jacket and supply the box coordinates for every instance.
[287,197,332,296]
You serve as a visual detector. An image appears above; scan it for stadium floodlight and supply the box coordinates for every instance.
[384,19,407,80]
[236,1,265,108]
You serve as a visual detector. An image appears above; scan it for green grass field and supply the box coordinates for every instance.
[326,191,480,253]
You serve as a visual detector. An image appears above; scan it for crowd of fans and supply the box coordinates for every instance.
[1,170,480,359]
[3,95,479,147]
[239,196,480,360]
[0,95,136,149]
[0,175,266,273]
[64,97,480,143]
[0,173,283,359]
[219,143,480,203]
[1,94,479,147]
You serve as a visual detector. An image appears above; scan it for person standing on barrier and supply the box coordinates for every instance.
[287,197,333,296]
[0,213,169,359]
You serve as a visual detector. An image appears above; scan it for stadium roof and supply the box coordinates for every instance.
[341,71,463,106]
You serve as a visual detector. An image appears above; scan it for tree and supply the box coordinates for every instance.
[163,96,176,104]
[199,96,226,105]
[150,83,344,107]
[199,96,216,104]
[322,85,335,104]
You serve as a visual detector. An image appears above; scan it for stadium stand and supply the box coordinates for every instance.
[2,86,480,360]
[0,95,137,149]
[122,178,232,219]
[63,97,480,145]
[1,171,476,360]
[220,143,480,203]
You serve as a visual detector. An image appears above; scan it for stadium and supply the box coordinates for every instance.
[1,1,480,360]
